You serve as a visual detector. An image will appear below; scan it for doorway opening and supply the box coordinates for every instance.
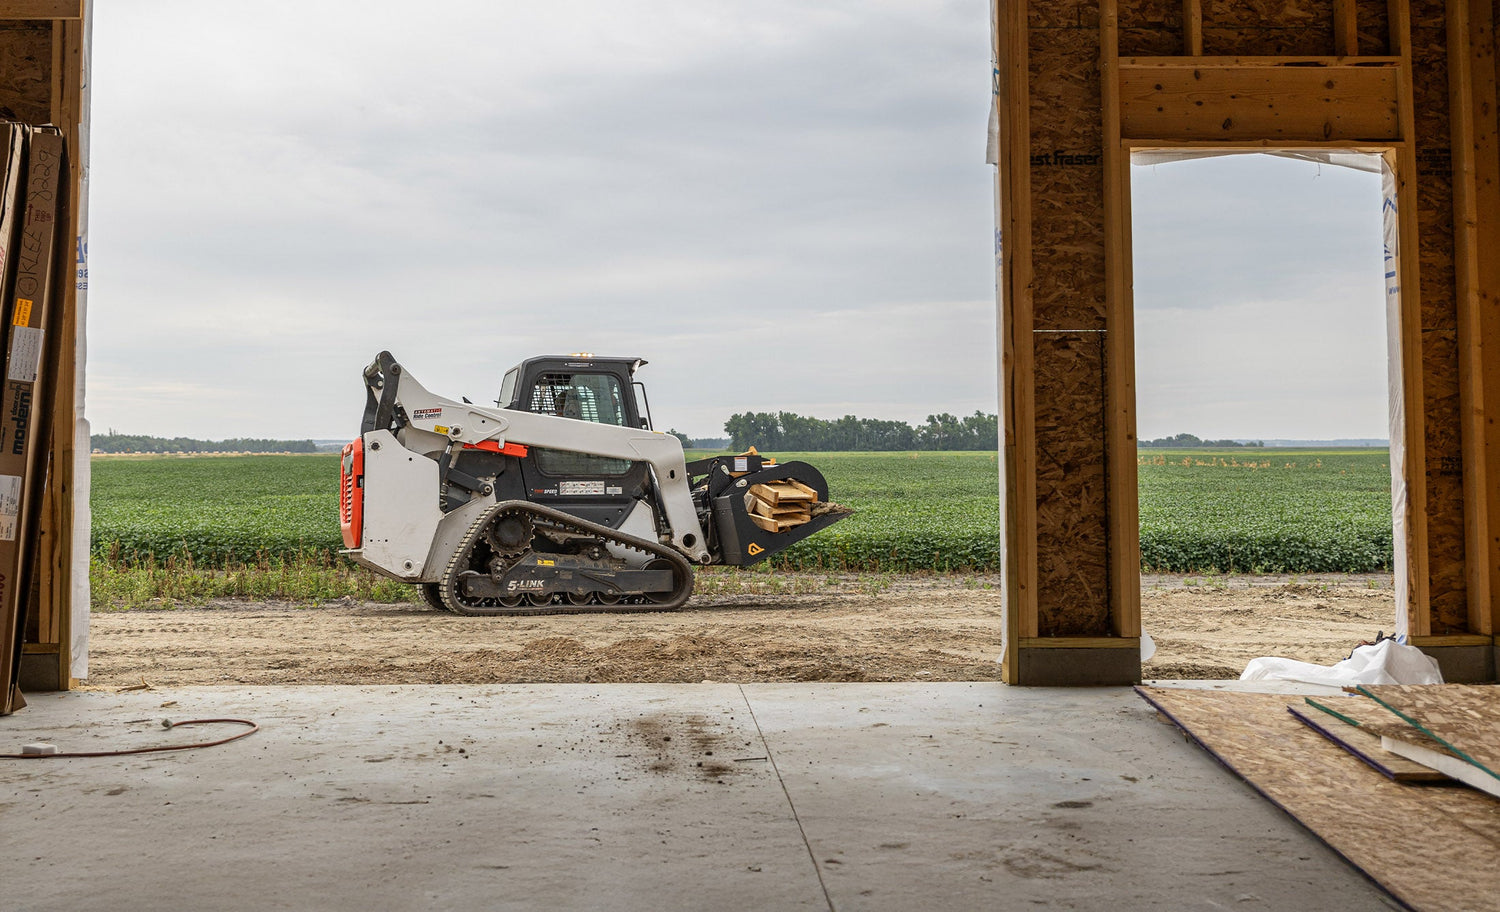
[1128,151,1401,679]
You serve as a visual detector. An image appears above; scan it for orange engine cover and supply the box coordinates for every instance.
[339,438,364,549]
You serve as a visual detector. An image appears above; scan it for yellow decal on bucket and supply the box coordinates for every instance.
[747,543,764,556]
[11,298,31,326]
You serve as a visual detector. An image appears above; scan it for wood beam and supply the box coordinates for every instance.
[1122,56,1403,65]
[1118,63,1402,142]
[0,1,80,19]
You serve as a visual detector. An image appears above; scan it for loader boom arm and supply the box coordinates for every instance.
[361,352,710,563]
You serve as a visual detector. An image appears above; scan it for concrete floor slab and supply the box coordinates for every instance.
[744,684,1398,911]
[1,684,1399,911]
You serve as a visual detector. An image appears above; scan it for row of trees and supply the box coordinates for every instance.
[1139,433,1263,448]
[722,411,999,452]
[92,433,319,454]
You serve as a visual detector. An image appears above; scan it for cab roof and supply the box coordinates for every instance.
[507,355,648,375]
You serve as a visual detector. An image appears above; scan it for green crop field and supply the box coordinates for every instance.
[92,454,341,564]
[88,447,1395,579]
[1136,449,1393,573]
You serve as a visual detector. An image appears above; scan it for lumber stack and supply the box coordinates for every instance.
[745,479,818,533]
[0,125,67,716]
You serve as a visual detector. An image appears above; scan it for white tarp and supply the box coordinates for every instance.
[1379,158,1408,640]
[1241,638,1442,686]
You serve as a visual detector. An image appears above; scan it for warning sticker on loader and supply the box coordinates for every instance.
[559,480,606,496]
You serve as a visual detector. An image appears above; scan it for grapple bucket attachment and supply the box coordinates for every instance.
[700,460,850,567]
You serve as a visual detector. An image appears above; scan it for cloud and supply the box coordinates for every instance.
[1131,154,1389,440]
[87,0,996,439]
[86,5,1387,444]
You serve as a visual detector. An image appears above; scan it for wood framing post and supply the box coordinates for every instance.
[994,0,1036,683]
[33,12,84,690]
[990,0,1495,683]
[1446,0,1500,679]
[1101,0,1141,645]
[995,0,1140,685]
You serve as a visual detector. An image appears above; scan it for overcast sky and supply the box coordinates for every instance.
[86,1,1388,443]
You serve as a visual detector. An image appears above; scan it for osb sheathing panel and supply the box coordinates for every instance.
[1199,0,1338,56]
[1355,0,1391,56]
[1033,332,1110,637]
[1201,27,1337,56]
[1137,687,1500,912]
[1029,25,1107,331]
[1424,331,1470,630]
[1028,0,1096,29]
[1118,27,1186,56]
[0,24,48,125]
[1201,0,1335,28]
[1026,1,1113,636]
[1118,0,1184,56]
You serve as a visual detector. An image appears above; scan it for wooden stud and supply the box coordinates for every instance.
[993,0,1037,679]
[1335,0,1361,56]
[1183,0,1203,55]
[1389,0,1432,638]
[1446,0,1496,636]
[1461,0,1500,638]
[29,15,83,688]
[1101,0,1140,641]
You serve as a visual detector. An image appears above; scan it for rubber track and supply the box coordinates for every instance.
[437,500,695,617]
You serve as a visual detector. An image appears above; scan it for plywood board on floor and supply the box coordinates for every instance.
[1136,686,1500,912]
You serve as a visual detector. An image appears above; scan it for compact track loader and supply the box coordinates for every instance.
[339,352,849,615]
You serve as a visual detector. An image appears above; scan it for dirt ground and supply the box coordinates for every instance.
[80,572,1397,687]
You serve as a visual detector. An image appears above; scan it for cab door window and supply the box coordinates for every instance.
[526,372,632,475]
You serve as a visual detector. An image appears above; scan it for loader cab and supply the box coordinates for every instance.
[498,355,656,529]
[497,355,651,430]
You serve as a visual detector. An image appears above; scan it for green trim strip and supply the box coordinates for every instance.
[1355,685,1500,783]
